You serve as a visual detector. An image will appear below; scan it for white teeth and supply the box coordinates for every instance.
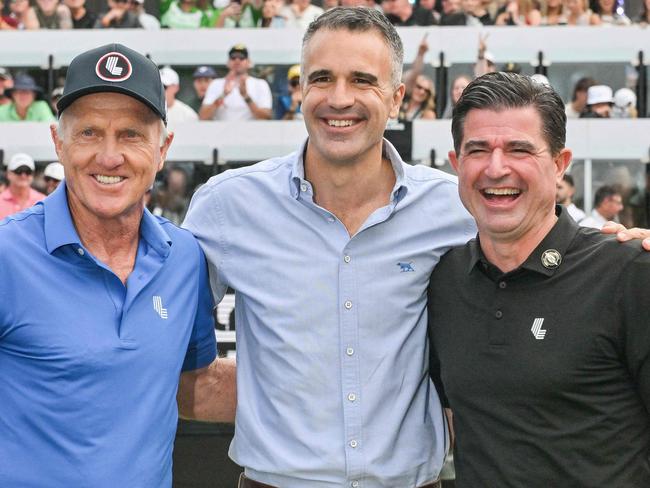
[94,175,124,185]
[484,188,520,195]
[328,119,354,127]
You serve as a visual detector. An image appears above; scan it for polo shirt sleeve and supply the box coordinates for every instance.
[427,280,450,408]
[182,247,217,372]
[202,79,222,106]
[619,253,650,417]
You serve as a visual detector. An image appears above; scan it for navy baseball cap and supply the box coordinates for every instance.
[57,43,167,125]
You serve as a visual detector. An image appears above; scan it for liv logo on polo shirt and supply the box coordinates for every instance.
[153,296,168,319]
[95,52,133,82]
[397,262,415,272]
[531,317,547,340]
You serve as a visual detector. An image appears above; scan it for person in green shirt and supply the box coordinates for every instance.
[0,74,55,122]
[160,0,214,28]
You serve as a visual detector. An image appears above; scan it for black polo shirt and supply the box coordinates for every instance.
[428,207,650,487]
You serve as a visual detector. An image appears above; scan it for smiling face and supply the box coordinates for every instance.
[450,106,571,245]
[52,93,172,225]
[412,75,433,104]
[301,28,404,168]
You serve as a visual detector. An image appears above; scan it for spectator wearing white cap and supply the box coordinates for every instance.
[0,153,46,220]
[612,87,637,118]
[581,84,613,118]
[43,161,64,195]
[160,66,198,131]
[130,0,160,29]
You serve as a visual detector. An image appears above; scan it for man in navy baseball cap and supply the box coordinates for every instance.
[57,42,167,124]
[0,42,236,487]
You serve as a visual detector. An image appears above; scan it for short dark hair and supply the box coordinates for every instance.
[571,76,596,102]
[452,72,567,157]
[594,185,621,208]
[562,174,575,187]
[302,7,404,89]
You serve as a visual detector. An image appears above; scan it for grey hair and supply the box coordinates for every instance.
[302,7,404,89]
[57,110,169,147]
[451,72,567,157]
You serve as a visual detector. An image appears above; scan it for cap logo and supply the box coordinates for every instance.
[95,52,132,82]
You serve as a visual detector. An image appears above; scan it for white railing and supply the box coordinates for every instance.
[0,26,647,68]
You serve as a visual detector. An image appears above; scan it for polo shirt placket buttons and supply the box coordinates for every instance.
[345,300,353,310]
[351,481,359,488]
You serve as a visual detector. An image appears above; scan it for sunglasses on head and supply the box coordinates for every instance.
[13,167,33,176]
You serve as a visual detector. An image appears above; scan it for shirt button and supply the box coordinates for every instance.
[344,255,351,263]
[349,439,358,448]
[351,481,359,488]
[346,347,354,356]
[344,300,353,310]
[348,393,356,402]
[77,248,85,256]
[499,281,506,289]
[328,217,335,222]
[300,183,307,192]
[495,310,503,319]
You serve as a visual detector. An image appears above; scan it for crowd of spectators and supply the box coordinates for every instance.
[1,0,650,29]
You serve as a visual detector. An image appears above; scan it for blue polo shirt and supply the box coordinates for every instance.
[0,183,217,487]
[184,139,476,488]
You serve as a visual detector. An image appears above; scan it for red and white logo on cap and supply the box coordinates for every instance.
[95,52,133,82]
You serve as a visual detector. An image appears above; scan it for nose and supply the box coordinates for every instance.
[95,136,125,169]
[484,148,511,180]
[327,79,354,110]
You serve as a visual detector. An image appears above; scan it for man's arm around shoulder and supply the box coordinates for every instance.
[178,357,237,422]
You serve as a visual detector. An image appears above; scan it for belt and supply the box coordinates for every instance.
[238,473,442,488]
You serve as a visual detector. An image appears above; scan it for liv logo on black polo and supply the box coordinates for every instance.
[397,262,415,272]
[95,52,133,82]
[531,317,546,340]
[153,296,168,319]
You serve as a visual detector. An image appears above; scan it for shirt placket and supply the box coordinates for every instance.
[339,240,364,486]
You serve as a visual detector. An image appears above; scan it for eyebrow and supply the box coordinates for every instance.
[306,69,378,85]
[462,140,539,153]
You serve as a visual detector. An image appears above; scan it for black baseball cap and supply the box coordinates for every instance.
[228,44,248,59]
[57,43,167,125]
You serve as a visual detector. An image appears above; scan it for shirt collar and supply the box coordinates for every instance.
[467,205,580,278]
[290,138,408,202]
[43,181,172,257]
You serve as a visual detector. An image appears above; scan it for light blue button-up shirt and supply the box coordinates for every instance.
[184,140,476,488]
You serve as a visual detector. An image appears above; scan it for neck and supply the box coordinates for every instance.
[9,185,31,200]
[479,212,558,273]
[304,142,395,236]
[15,104,29,119]
[68,200,143,284]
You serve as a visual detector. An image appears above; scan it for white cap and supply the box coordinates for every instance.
[44,162,65,181]
[587,85,613,105]
[159,66,179,87]
[8,153,35,172]
[614,87,636,108]
[530,74,550,87]
[484,51,495,64]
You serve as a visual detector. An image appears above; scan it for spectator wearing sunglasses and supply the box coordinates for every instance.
[277,64,303,120]
[0,73,55,122]
[94,0,142,28]
[200,44,272,121]
[43,162,64,195]
[0,153,45,220]
[398,35,436,121]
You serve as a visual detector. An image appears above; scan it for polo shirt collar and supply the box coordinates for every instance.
[290,138,408,202]
[44,182,172,258]
[468,205,580,277]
